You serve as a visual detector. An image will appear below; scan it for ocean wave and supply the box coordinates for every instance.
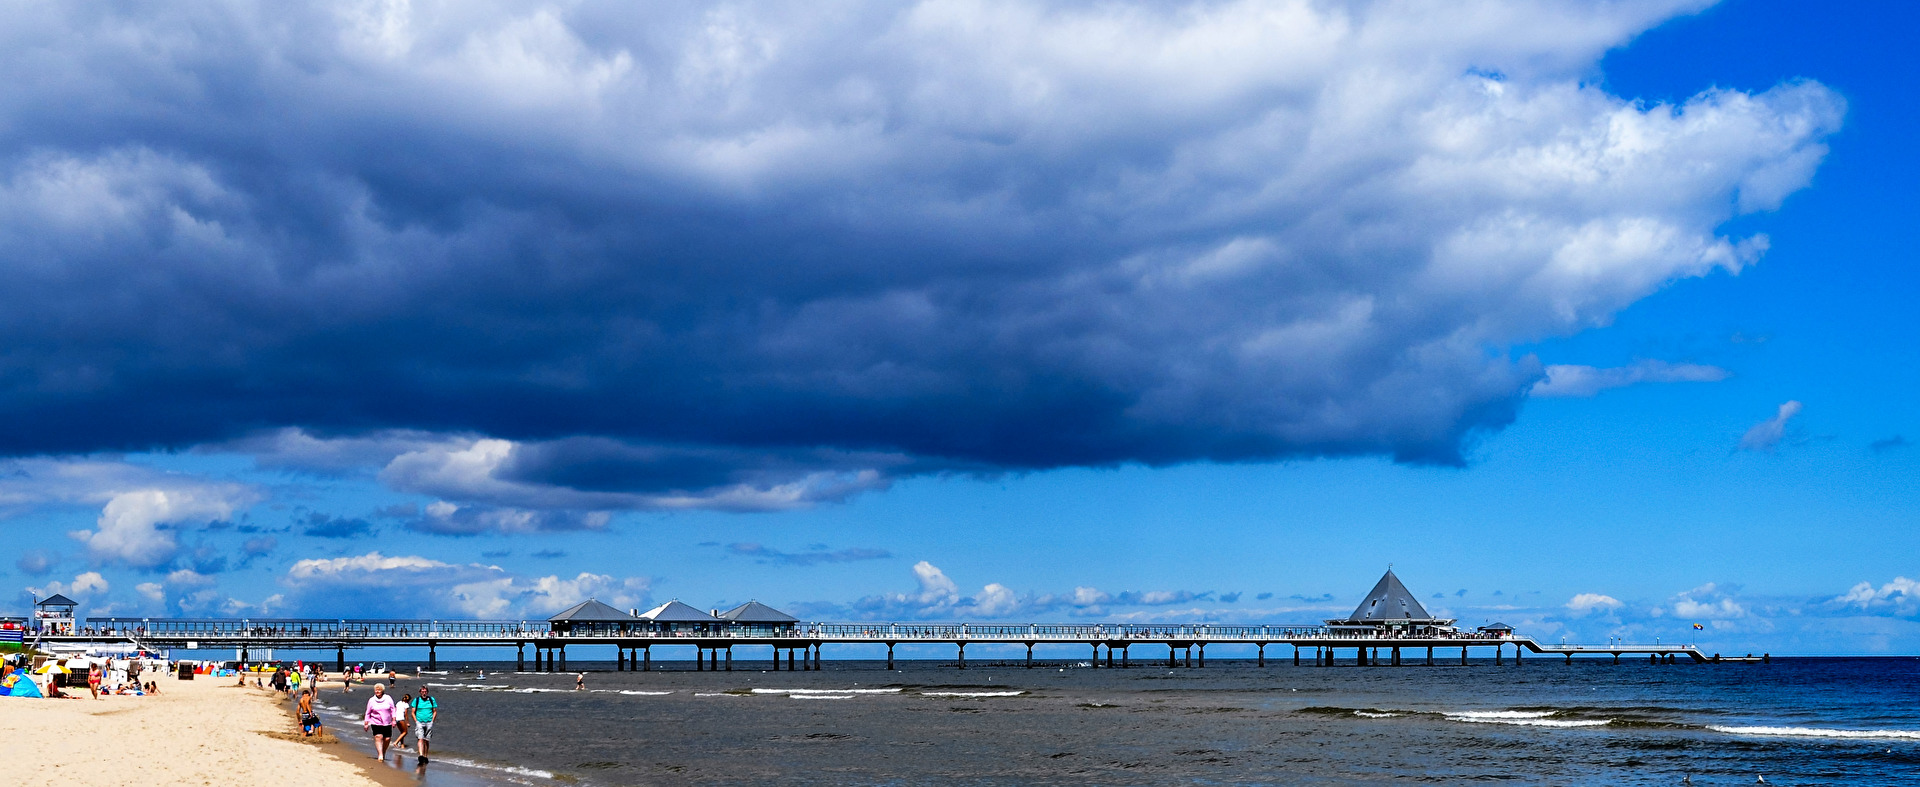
[1448,711,1556,720]
[693,692,739,697]
[612,690,673,696]
[920,691,1025,697]
[433,756,557,780]
[749,688,903,695]
[792,694,856,700]
[1449,715,1610,728]
[1708,725,1920,741]
[425,682,494,689]
[1354,711,1399,718]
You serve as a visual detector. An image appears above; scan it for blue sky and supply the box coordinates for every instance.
[3,0,1916,655]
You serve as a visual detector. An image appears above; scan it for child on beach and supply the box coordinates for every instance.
[299,688,320,737]
[393,692,413,749]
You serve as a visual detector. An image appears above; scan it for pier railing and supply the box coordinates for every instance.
[74,617,1534,643]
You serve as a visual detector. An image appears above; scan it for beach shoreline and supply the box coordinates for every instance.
[0,670,382,787]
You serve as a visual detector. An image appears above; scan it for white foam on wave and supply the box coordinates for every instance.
[1708,725,1920,741]
[749,688,903,695]
[433,756,557,780]
[1449,711,1555,720]
[1354,711,1399,718]
[793,694,856,700]
[425,682,494,689]
[612,690,673,695]
[921,690,1025,697]
[1449,715,1609,728]
[693,692,738,697]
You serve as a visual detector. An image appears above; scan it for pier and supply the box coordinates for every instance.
[28,571,1751,670]
[37,618,1728,671]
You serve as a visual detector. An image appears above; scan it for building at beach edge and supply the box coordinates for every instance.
[1324,569,1456,637]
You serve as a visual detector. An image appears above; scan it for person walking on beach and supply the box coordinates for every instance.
[86,663,101,699]
[393,692,414,749]
[409,685,438,762]
[576,672,586,690]
[363,683,398,759]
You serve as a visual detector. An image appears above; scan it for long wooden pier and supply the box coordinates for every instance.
[37,617,1746,672]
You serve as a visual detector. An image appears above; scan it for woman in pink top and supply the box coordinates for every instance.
[363,683,398,759]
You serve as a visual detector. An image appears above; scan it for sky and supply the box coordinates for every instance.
[2,0,1916,656]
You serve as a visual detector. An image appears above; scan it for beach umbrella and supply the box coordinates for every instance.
[35,664,67,674]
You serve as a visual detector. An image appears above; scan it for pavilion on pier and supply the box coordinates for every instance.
[1324,569,1455,637]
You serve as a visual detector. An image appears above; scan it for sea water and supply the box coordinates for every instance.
[316,656,1920,785]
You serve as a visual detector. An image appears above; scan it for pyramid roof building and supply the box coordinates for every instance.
[547,599,636,623]
[717,601,798,623]
[36,594,78,607]
[636,600,722,622]
[1326,569,1453,627]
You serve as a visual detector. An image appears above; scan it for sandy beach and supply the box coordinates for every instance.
[0,672,384,787]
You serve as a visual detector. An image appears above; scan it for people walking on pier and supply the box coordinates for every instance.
[409,686,438,762]
[363,683,397,760]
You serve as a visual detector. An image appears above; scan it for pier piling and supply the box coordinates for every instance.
[887,643,896,670]
[1025,642,1033,668]
[957,642,966,670]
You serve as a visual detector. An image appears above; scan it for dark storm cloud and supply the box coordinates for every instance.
[0,2,1841,504]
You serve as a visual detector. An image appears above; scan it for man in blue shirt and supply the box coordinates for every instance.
[409,685,440,761]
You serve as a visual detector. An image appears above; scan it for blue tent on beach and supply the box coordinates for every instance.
[2,671,43,698]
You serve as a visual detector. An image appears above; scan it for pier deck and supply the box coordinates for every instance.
[34,617,1739,670]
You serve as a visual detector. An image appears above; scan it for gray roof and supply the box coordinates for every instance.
[37,594,78,607]
[636,600,722,623]
[1339,569,1436,622]
[718,601,798,623]
[547,599,637,622]
[1479,622,1514,631]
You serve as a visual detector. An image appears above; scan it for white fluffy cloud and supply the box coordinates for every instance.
[1565,592,1624,615]
[1831,577,1920,617]
[0,458,259,569]
[1739,400,1804,452]
[70,487,254,569]
[836,561,1221,620]
[282,551,650,618]
[27,571,109,601]
[1531,361,1730,397]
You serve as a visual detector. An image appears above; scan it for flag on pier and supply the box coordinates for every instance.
[1692,623,1705,630]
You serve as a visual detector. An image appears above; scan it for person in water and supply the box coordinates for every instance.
[409,685,439,762]
[362,683,397,759]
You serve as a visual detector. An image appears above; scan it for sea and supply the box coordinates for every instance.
[302,655,1920,786]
